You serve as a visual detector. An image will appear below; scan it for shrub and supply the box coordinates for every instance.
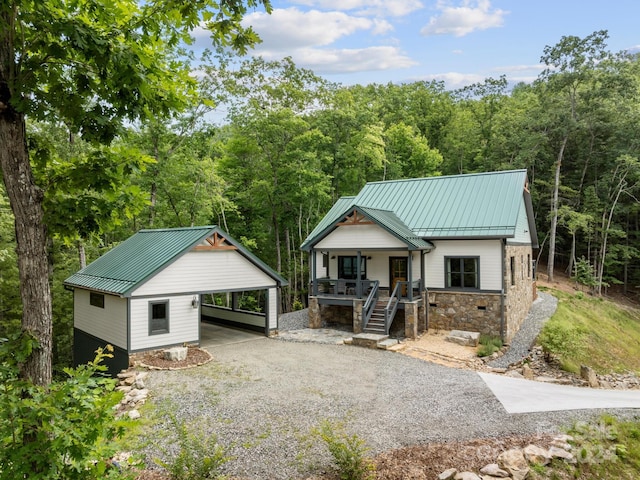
[156,415,230,480]
[477,334,503,357]
[0,335,129,479]
[537,321,583,363]
[314,420,375,480]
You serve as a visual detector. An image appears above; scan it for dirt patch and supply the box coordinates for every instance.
[135,346,212,370]
[374,434,554,479]
[400,329,488,370]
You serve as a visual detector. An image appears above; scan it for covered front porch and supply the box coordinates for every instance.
[301,205,434,338]
[307,249,429,338]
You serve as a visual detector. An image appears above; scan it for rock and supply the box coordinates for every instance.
[599,380,613,389]
[488,367,507,374]
[534,375,563,383]
[123,376,136,386]
[550,438,572,450]
[497,448,530,480]
[505,370,524,379]
[116,385,132,393]
[164,346,188,361]
[438,468,458,480]
[522,364,534,380]
[580,365,600,388]
[549,446,576,463]
[479,463,509,477]
[446,330,480,347]
[454,472,481,480]
[135,377,146,389]
[523,444,551,466]
[127,409,141,420]
[117,371,136,379]
[554,434,574,443]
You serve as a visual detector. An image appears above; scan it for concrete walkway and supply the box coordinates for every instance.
[479,372,640,414]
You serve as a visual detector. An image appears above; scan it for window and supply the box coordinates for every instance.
[527,254,531,278]
[149,300,169,335]
[90,292,104,308]
[510,256,516,286]
[445,257,479,289]
[338,256,366,280]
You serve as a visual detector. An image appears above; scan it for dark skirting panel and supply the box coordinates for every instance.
[73,328,129,377]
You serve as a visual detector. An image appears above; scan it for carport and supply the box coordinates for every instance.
[65,225,287,375]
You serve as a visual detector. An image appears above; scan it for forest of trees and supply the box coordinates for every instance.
[1,28,639,371]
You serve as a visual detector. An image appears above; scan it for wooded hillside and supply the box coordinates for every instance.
[1,30,638,369]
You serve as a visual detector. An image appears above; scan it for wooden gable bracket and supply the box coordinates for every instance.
[337,209,374,226]
[338,210,374,227]
[193,232,238,251]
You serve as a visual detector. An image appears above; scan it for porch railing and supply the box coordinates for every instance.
[362,280,380,331]
[385,282,402,333]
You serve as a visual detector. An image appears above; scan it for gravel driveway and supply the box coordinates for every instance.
[140,338,632,479]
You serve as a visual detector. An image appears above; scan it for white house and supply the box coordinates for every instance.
[64,226,287,374]
[301,169,538,343]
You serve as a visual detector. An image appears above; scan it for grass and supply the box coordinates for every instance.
[529,415,640,480]
[537,288,640,374]
[477,334,503,357]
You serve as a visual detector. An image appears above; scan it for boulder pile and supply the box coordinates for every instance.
[437,434,576,480]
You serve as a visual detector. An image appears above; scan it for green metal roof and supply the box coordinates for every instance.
[302,170,537,250]
[65,226,287,296]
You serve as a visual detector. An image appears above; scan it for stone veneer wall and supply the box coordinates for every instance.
[504,244,535,343]
[427,244,535,344]
[427,291,503,338]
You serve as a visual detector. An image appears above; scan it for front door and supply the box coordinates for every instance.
[389,257,408,296]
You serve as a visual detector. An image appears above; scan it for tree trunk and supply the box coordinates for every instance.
[0,112,53,386]
[547,135,568,282]
[77,240,87,269]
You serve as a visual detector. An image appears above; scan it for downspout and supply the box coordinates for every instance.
[500,240,506,343]
[421,251,428,330]
[407,250,413,301]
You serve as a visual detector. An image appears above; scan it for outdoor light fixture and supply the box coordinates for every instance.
[191,296,199,309]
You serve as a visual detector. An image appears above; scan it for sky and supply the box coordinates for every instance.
[199,0,640,90]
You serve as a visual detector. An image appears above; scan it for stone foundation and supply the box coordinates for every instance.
[504,244,535,343]
[428,291,503,338]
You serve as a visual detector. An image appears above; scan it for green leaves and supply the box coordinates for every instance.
[0,344,127,479]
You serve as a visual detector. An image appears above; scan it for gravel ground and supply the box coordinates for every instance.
[488,291,558,369]
[140,333,631,479]
[278,308,310,331]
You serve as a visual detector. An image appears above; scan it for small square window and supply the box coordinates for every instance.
[149,300,169,335]
[90,292,104,308]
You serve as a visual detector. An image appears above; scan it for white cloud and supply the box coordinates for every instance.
[452,49,463,54]
[257,46,418,74]
[421,0,507,37]
[495,64,545,73]
[243,8,392,50]
[416,71,486,88]
[290,0,424,17]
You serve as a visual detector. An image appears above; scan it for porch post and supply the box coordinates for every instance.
[232,292,238,311]
[356,250,362,298]
[420,251,425,292]
[311,250,318,296]
[407,251,413,301]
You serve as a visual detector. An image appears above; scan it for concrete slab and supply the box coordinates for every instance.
[200,322,264,349]
[478,372,640,414]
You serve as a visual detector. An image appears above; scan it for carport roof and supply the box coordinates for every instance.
[64,226,287,296]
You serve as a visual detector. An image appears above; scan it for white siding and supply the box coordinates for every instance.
[74,289,127,349]
[324,250,423,288]
[268,288,277,330]
[129,295,199,351]
[132,250,277,296]
[507,199,532,245]
[425,239,503,290]
[316,224,406,249]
